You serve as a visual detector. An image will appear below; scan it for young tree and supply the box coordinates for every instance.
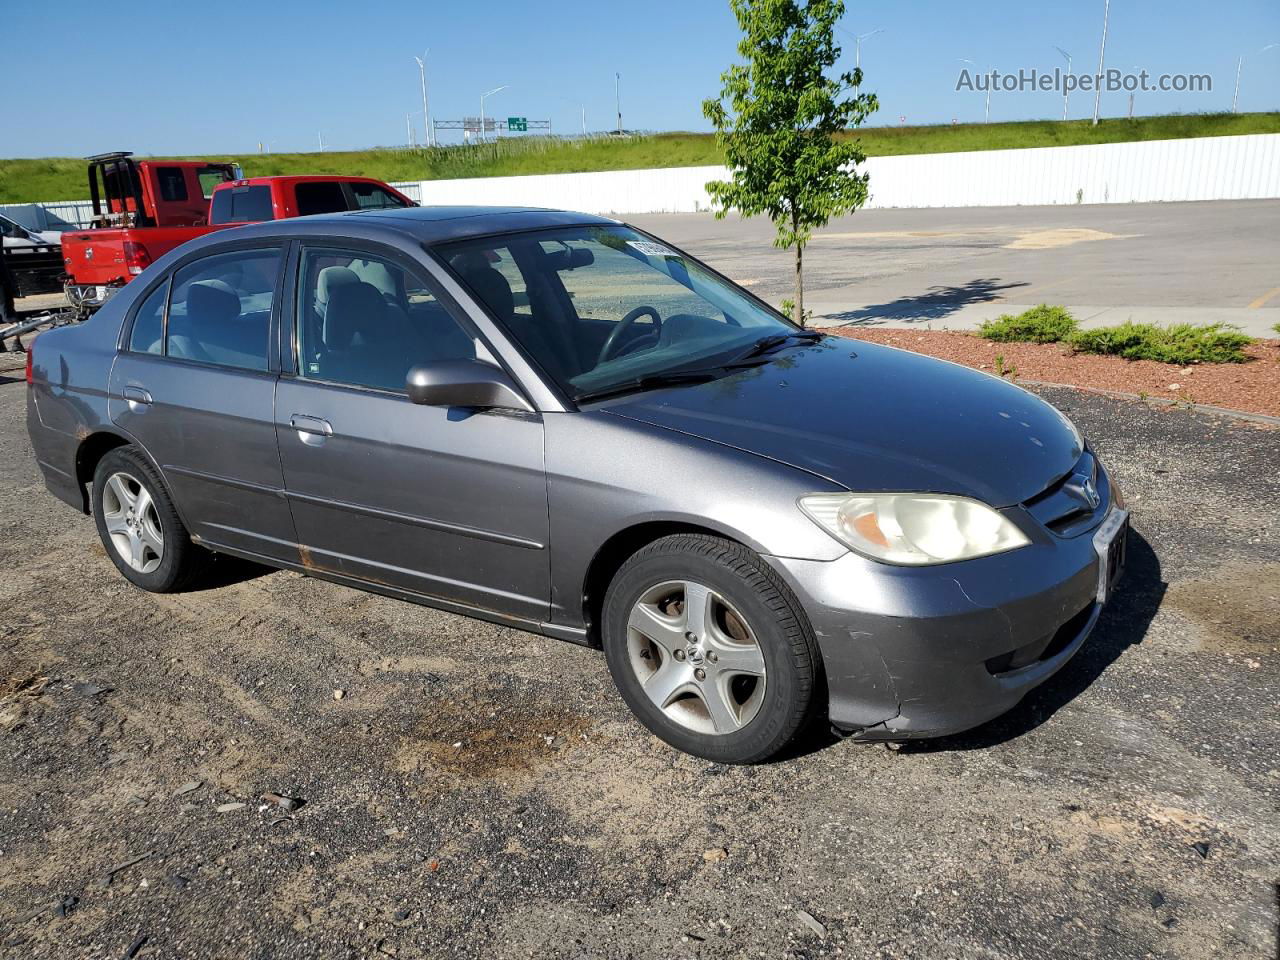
[703,0,878,326]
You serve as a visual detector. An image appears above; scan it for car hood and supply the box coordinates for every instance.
[600,338,1083,507]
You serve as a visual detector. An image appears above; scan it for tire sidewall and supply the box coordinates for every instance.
[92,447,191,592]
[603,541,811,763]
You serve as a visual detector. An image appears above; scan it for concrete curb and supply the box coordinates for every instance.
[1016,378,1280,427]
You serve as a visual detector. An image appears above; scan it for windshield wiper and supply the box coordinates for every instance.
[725,330,823,366]
[574,370,722,404]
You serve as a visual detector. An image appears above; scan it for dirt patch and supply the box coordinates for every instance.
[829,328,1280,418]
[1164,562,1280,653]
[395,686,594,780]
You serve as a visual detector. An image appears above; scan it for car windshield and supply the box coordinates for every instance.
[434,225,797,401]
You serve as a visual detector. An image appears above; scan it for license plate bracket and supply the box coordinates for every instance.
[1092,508,1129,603]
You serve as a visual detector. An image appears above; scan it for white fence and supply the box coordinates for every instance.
[400,133,1280,213]
[8,135,1278,227]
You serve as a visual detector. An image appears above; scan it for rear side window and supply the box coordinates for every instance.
[156,167,189,202]
[129,281,169,354]
[350,182,409,210]
[295,182,349,216]
[211,186,273,224]
[166,249,281,371]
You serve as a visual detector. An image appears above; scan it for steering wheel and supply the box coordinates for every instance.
[598,305,662,364]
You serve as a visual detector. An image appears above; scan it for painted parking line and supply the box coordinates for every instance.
[1246,286,1280,309]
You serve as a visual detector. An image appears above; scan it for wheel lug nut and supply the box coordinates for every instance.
[694,668,706,681]
[707,652,718,663]
[684,631,696,642]
[673,650,686,661]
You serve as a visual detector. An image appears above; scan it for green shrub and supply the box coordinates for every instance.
[978,304,1078,343]
[1066,322,1253,364]
[1272,321,1280,336]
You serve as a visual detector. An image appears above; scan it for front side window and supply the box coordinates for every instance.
[436,225,794,400]
[210,186,273,224]
[156,167,188,202]
[350,182,410,210]
[166,249,281,370]
[197,167,234,199]
[295,247,477,392]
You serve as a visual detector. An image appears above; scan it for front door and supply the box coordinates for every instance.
[274,244,550,623]
[108,245,296,560]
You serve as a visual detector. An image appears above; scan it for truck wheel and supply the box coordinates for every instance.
[602,534,822,764]
[92,446,207,592]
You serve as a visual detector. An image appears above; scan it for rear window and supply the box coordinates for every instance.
[295,182,349,217]
[211,185,274,224]
[156,167,188,202]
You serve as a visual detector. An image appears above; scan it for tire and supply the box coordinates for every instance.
[92,446,207,592]
[602,533,822,763]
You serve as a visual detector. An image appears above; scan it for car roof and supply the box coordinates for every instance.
[195,205,620,246]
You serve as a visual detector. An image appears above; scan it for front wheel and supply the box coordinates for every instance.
[602,534,822,763]
[92,446,207,592]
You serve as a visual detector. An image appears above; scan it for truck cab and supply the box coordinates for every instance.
[86,152,240,229]
[209,176,414,223]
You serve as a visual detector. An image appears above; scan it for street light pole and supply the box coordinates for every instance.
[1235,45,1280,113]
[414,53,432,147]
[854,28,883,71]
[958,58,989,123]
[1091,0,1110,126]
[480,85,509,144]
[1054,46,1072,120]
[615,72,622,134]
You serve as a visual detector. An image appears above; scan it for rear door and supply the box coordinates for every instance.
[274,241,550,622]
[109,244,297,560]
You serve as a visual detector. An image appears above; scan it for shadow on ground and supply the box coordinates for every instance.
[824,277,1030,325]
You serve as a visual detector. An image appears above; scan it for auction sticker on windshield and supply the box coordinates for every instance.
[626,240,677,258]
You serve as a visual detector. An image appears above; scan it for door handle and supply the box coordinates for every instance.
[122,385,153,410]
[289,415,333,443]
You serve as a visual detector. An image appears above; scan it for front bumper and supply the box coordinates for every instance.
[766,504,1127,740]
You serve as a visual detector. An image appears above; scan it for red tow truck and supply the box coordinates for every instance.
[60,152,416,316]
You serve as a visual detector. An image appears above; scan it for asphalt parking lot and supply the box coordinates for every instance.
[632,199,1280,333]
[0,357,1277,958]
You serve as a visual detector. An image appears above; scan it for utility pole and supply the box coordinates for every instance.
[414,53,432,147]
[318,131,324,152]
[615,72,622,134]
[1054,46,1072,120]
[1091,0,1110,126]
[581,105,587,136]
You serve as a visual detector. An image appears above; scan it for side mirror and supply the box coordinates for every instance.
[405,360,533,412]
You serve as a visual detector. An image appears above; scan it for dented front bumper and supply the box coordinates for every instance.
[765,506,1124,740]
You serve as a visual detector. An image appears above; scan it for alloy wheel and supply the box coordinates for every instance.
[101,471,164,574]
[625,579,767,735]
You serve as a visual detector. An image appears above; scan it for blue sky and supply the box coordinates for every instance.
[4,0,1277,157]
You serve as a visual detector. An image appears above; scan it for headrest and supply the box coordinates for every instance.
[186,279,240,325]
[457,263,514,320]
[317,265,360,306]
[324,281,388,349]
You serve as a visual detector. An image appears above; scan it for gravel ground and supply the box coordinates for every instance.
[832,329,1280,419]
[0,362,1277,959]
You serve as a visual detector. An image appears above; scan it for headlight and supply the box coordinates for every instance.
[798,493,1031,565]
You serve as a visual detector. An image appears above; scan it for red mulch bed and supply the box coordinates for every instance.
[828,328,1280,419]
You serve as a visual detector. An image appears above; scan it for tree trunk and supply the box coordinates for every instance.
[793,240,805,327]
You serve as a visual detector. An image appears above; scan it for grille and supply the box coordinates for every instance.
[1023,450,1109,537]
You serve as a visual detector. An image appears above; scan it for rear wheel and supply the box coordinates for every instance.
[602,534,821,763]
[92,446,206,592]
